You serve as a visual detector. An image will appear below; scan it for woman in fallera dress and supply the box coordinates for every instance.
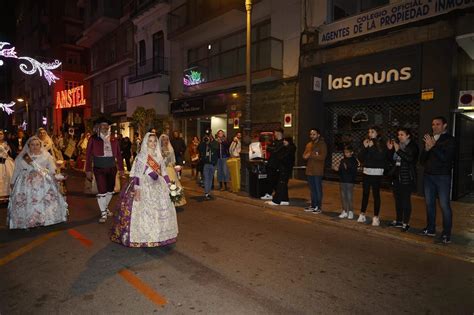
[8,136,68,229]
[159,133,187,207]
[111,132,178,247]
[0,130,15,203]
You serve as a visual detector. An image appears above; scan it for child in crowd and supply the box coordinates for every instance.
[335,145,358,219]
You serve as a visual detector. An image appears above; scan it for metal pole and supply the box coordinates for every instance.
[244,0,252,146]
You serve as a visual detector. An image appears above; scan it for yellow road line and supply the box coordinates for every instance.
[264,210,313,224]
[0,231,61,267]
[119,269,167,306]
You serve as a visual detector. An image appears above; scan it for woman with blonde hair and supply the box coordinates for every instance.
[159,133,187,207]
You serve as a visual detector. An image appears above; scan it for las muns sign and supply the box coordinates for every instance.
[319,0,474,45]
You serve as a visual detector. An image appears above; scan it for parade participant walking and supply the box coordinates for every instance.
[8,136,68,229]
[419,116,455,244]
[0,130,14,203]
[357,126,387,226]
[159,133,187,207]
[85,117,124,223]
[386,128,419,232]
[302,128,327,213]
[335,145,358,219]
[37,128,64,163]
[111,132,178,247]
[198,132,218,200]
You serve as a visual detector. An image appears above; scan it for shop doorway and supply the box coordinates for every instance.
[452,111,474,201]
[325,95,420,182]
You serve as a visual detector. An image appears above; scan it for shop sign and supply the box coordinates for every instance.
[328,66,412,90]
[284,113,292,127]
[421,88,434,101]
[171,99,204,116]
[56,85,86,109]
[458,90,474,109]
[322,46,420,102]
[319,0,474,46]
[183,67,206,86]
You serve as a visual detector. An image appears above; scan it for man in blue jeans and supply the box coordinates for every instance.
[419,116,455,244]
[198,131,218,200]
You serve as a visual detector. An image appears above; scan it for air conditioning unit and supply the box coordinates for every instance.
[458,90,474,109]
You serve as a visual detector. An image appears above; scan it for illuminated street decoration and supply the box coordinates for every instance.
[183,70,205,86]
[0,102,15,115]
[21,121,27,131]
[42,116,47,125]
[56,85,86,109]
[0,42,61,85]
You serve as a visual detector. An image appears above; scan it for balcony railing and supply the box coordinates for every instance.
[129,56,169,82]
[168,0,246,38]
[184,37,282,87]
[130,0,169,19]
[84,0,121,29]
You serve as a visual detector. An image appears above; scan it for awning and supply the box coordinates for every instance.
[126,93,169,117]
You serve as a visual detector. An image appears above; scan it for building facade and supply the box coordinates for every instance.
[299,0,474,199]
[12,0,89,135]
[77,0,135,137]
[167,0,302,145]
[127,0,171,134]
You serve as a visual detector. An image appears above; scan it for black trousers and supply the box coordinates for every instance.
[272,171,290,204]
[392,180,413,224]
[361,174,383,216]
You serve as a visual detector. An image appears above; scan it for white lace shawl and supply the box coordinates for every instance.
[158,134,176,166]
[11,136,56,184]
[130,133,168,190]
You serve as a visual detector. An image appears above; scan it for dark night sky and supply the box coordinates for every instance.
[0,0,16,42]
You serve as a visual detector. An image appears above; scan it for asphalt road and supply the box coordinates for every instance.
[0,172,473,314]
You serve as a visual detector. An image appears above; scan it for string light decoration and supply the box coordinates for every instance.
[0,102,15,115]
[0,42,61,85]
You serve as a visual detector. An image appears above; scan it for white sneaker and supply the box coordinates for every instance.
[260,194,272,200]
[265,201,279,206]
[372,216,380,226]
[348,211,354,220]
[304,206,315,212]
[357,213,366,223]
[338,210,348,219]
[280,201,290,206]
[98,213,107,223]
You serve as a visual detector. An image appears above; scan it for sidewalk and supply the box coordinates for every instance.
[180,170,474,263]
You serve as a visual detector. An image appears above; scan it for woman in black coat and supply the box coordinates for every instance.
[386,127,419,231]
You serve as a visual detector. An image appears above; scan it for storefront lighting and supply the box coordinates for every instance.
[183,70,205,86]
[0,42,61,85]
[0,101,15,115]
[208,44,212,50]
[232,93,238,98]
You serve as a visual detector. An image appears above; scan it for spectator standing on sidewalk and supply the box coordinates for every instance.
[334,145,358,219]
[229,132,242,158]
[198,133,218,200]
[386,127,419,232]
[357,126,387,226]
[264,129,296,206]
[188,136,200,179]
[302,128,327,213]
[170,131,186,167]
[419,116,455,244]
[216,130,231,191]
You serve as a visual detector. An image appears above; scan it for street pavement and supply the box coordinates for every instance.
[0,170,473,314]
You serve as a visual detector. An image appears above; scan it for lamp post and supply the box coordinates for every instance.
[16,98,29,131]
[244,0,252,145]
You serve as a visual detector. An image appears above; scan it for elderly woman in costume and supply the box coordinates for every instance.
[8,136,68,229]
[0,130,15,203]
[86,117,124,223]
[111,132,178,247]
[159,133,187,207]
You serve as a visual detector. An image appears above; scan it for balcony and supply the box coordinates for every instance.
[76,0,121,47]
[168,0,248,39]
[128,56,169,83]
[130,0,169,19]
[183,37,283,92]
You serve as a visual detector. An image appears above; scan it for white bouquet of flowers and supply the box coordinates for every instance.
[169,181,184,205]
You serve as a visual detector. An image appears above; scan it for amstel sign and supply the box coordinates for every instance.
[56,85,86,109]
